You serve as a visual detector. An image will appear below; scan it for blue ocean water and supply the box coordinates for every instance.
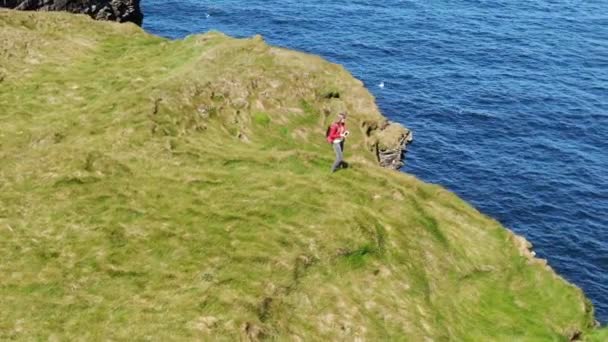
[142,0,608,323]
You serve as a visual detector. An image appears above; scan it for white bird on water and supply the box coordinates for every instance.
[378,81,385,88]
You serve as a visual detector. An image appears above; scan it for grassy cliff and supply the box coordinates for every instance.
[0,10,603,340]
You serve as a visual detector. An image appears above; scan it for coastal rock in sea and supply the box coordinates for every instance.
[0,0,143,25]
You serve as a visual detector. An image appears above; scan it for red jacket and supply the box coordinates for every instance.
[327,122,346,143]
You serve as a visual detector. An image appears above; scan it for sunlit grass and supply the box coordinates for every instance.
[0,10,601,340]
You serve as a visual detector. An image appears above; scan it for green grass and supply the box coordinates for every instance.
[0,10,604,340]
[587,327,608,341]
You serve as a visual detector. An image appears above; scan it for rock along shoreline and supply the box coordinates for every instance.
[0,0,143,25]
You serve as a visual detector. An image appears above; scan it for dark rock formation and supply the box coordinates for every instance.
[363,119,413,170]
[377,124,413,170]
[1,0,143,25]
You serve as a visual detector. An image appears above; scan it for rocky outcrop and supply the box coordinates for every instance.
[376,123,413,170]
[363,119,413,170]
[0,0,143,25]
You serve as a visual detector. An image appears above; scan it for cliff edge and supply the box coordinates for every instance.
[0,0,142,25]
[0,10,603,341]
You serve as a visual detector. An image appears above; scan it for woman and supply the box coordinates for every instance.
[327,112,350,172]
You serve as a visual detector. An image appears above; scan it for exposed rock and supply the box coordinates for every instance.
[508,231,559,272]
[568,329,582,341]
[510,232,537,260]
[377,125,413,169]
[0,0,143,25]
[364,119,413,170]
[242,322,266,341]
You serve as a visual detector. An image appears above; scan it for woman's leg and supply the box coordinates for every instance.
[339,140,347,168]
[332,142,343,172]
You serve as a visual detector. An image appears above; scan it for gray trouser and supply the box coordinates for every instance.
[332,141,344,172]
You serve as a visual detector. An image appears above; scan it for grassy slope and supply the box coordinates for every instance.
[0,11,601,341]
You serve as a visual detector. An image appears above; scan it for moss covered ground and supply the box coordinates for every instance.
[0,10,603,340]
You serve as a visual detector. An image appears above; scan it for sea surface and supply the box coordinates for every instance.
[142,0,608,323]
